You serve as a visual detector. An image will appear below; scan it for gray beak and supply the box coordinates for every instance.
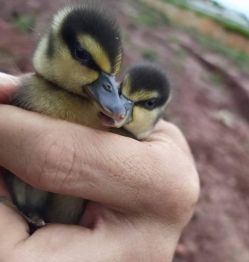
[111,95,134,128]
[85,72,126,122]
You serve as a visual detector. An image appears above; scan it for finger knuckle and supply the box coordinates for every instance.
[161,162,200,222]
[144,148,200,222]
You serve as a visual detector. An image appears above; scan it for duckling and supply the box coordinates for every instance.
[111,63,172,140]
[2,1,126,227]
[41,63,172,226]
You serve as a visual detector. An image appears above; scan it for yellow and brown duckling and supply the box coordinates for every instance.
[14,2,125,126]
[2,1,126,227]
[1,3,171,227]
[43,63,172,226]
[111,63,171,140]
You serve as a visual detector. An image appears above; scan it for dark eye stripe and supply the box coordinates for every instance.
[135,97,166,110]
[74,47,89,61]
[77,48,101,71]
[61,26,101,72]
[61,8,122,75]
[72,43,101,72]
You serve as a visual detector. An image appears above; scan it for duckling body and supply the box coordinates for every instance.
[4,1,126,225]
[13,75,101,128]
[7,75,103,225]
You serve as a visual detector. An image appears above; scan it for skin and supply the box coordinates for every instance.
[0,73,199,262]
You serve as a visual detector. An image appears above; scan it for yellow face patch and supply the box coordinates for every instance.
[52,7,122,75]
[129,90,159,102]
[125,106,163,140]
[120,75,131,98]
[33,35,99,95]
[114,48,122,75]
[78,35,112,74]
[120,75,166,139]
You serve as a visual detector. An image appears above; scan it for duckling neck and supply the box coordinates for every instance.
[33,34,54,82]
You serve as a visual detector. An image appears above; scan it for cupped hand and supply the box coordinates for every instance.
[0,73,199,262]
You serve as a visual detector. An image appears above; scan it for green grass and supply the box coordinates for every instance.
[12,13,35,33]
[169,36,180,44]
[134,14,159,26]
[201,71,226,90]
[194,34,249,71]
[172,49,188,70]
[162,0,249,39]
[202,13,249,39]
[162,0,187,8]
[132,1,171,27]
[142,49,158,62]
[133,0,249,70]
[208,73,225,88]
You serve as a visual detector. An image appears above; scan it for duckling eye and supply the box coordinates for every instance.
[75,47,89,62]
[144,99,156,110]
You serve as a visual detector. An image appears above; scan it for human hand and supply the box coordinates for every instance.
[0,73,199,261]
[0,73,19,103]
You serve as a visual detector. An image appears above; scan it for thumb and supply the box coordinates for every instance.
[0,173,30,256]
[0,73,19,103]
[0,203,30,258]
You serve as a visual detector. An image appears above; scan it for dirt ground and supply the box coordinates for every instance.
[0,0,249,261]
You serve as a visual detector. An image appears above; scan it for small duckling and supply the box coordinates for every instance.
[111,63,172,140]
[41,63,172,225]
[2,1,126,227]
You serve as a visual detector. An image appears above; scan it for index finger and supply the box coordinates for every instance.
[0,201,30,256]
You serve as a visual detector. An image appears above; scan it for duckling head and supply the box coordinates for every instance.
[118,63,171,140]
[33,1,125,123]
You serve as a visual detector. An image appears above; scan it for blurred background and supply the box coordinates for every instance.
[0,0,248,261]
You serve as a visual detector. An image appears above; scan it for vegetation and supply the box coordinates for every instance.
[212,1,224,9]
[132,1,171,27]
[194,34,249,70]
[133,0,249,71]
[12,13,35,33]
[205,72,225,88]
[172,49,188,70]
[142,49,158,62]
[208,15,249,39]
[162,0,187,9]
[162,0,249,39]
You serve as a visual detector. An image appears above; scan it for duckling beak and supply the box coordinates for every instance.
[111,95,134,128]
[85,72,126,122]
